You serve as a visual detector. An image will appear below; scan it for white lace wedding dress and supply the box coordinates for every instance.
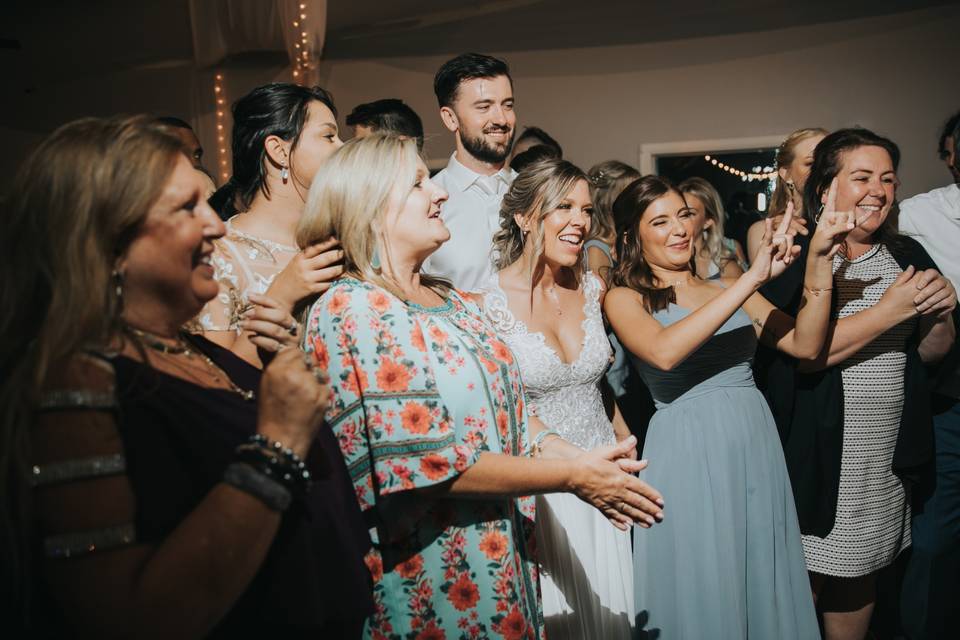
[481,272,635,639]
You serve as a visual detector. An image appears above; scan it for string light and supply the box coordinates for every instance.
[214,72,229,182]
[291,2,312,81]
[703,155,776,182]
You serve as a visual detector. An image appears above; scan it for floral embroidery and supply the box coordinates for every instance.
[304,278,543,639]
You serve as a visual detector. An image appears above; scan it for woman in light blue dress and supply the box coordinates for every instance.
[605,175,853,638]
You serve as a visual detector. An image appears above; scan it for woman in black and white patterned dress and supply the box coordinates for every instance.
[771,129,957,640]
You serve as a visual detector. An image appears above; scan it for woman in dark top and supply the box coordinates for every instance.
[0,115,372,637]
[758,129,957,640]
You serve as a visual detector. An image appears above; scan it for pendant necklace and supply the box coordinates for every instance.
[127,327,256,401]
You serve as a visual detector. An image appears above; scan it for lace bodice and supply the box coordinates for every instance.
[481,272,616,450]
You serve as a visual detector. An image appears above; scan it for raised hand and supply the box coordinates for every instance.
[810,178,856,258]
[746,201,801,285]
[257,347,330,458]
[266,237,344,311]
[241,293,301,364]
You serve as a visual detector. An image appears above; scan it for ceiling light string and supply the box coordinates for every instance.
[292,3,310,82]
[703,154,776,182]
[214,71,229,182]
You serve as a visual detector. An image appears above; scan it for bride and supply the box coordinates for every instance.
[476,158,661,638]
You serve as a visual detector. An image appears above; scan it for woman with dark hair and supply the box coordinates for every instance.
[765,129,956,640]
[604,174,855,638]
[197,83,346,366]
[0,115,373,637]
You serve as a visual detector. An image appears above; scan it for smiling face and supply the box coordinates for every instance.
[381,157,450,262]
[442,75,515,165]
[120,155,226,325]
[826,144,897,243]
[520,178,593,269]
[290,100,344,188]
[636,190,697,271]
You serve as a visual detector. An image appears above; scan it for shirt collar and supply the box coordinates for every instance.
[443,153,515,193]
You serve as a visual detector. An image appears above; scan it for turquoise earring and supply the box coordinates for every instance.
[371,247,381,270]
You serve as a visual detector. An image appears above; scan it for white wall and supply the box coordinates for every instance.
[318,5,960,197]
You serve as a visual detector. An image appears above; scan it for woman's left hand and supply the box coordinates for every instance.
[913,269,958,318]
[240,293,301,362]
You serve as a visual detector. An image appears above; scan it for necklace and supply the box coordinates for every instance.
[127,327,256,401]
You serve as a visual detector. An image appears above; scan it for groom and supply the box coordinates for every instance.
[423,53,518,291]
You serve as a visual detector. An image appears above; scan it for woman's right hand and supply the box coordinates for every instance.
[569,436,664,531]
[745,203,800,286]
[266,237,344,311]
[877,265,924,322]
[256,347,330,458]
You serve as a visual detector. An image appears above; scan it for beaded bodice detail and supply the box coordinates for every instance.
[481,272,616,451]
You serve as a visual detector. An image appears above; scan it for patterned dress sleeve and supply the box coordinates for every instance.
[194,239,246,332]
[303,281,482,512]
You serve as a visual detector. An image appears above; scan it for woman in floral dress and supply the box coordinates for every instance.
[299,134,663,639]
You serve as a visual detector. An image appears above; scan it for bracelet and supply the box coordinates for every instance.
[223,462,292,511]
[803,285,833,297]
[530,429,560,458]
[234,434,313,500]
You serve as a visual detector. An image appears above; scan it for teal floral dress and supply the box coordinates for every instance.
[304,277,544,640]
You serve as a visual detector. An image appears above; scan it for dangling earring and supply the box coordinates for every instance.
[815,203,825,224]
[371,247,381,270]
[280,165,289,183]
[112,269,124,312]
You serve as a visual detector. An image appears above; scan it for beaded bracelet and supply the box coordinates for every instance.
[233,434,313,500]
[530,429,560,458]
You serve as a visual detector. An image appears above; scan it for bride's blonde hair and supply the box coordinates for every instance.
[296,133,449,300]
[492,158,588,276]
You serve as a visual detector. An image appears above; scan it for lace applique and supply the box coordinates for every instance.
[481,273,616,451]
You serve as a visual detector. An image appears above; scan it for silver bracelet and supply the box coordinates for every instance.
[223,462,292,511]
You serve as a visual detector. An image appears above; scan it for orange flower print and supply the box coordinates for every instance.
[364,551,384,583]
[343,365,370,396]
[478,531,509,560]
[420,453,451,481]
[496,411,509,439]
[479,356,499,374]
[448,573,480,611]
[327,290,350,316]
[368,289,392,314]
[396,553,424,579]
[376,358,412,392]
[415,620,446,640]
[400,401,432,435]
[490,339,514,365]
[496,605,529,640]
[410,323,427,352]
[308,335,330,371]
[428,324,448,343]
